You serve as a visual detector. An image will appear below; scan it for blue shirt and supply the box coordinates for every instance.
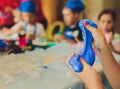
[64,23,83,41]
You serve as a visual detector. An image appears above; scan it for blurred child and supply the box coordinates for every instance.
[98,9,120,54]
[0,8,22,52]
[54,0,85,44]
[1,0,45,50]
[20,0,47,28]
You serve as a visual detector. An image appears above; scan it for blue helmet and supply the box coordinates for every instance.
[19,0,36,14]
[65,0,85,12]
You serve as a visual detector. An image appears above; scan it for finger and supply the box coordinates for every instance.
[84,22,97,34]
[98,25,106,37]
[80,57,92,69]
[97,26,103,34]
[80,57,87,66]
[98,25,101,31]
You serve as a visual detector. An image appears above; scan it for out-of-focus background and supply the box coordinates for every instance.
[42,0,120,32]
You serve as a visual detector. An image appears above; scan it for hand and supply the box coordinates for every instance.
[66,53,103,89]
[84,22,107,50]
[26,34,35,40]
[54,34,64,42]
[54,34,61,42]
[84,21,120,89]
[1,27,9,34]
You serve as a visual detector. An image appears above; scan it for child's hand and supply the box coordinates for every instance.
[2,27,8,31]
[1,27,10,35]
[26,34,35,40]
[54,34,60,42]
[66,53,103,89]
[54,34,64,42]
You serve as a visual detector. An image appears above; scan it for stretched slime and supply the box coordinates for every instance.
[68,19,97,72]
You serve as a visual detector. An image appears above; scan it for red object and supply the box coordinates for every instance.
[84,22,88,26]
[80,57,83,60]
[0,0,21,26]
[18,36,27,48]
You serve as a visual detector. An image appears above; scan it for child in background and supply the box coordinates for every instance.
[98,9,120,54]
[1,0,45,50]
[20,0,48,28]
[54,0,85,44]
[0,8,23,52]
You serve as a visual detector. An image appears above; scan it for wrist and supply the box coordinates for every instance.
[85,75,103,89]
[95,42,108,53]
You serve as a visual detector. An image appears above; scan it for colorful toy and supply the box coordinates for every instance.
[68,19,97,72]
[18,31,27,48]
[43,56,51,69]
[46,21,64,41]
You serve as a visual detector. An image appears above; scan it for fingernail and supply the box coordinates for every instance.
[85,22,88,26]
[80,57,83,60]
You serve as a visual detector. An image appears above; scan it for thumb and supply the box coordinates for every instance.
[66,52,76,67]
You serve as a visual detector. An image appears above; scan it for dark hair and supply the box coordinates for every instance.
[63,7,81,14]
[71,8,82,13]
[98,9,116,22]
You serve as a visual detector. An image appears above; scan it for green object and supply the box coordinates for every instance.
[57,31,62,35]
[46,43,56,47]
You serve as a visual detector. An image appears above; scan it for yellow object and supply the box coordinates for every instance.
[46,21,64,41]
[27,46,32,49]
[44,56,51,67]
[41,0,58,25]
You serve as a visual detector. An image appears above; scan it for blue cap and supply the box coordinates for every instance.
[65,0,85,12]
[19,0,36,13]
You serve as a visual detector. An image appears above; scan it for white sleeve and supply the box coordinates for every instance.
[36,23,45,37]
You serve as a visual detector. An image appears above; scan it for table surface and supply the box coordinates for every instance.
[0,41,120,89]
